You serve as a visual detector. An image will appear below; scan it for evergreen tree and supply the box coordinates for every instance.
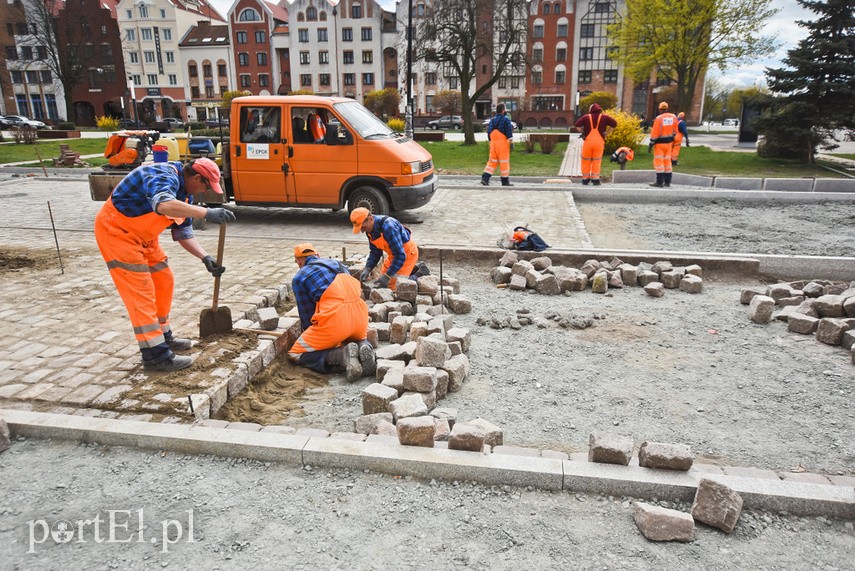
[756,0,855,162]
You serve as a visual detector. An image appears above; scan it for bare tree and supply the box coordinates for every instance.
[414,0,529,145]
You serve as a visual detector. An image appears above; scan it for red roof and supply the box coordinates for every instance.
[263,0,289,24]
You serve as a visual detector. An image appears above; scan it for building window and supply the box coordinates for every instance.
[16,94,28,115]
[139,4,148,18]
[191,86,200,98]
[129,51,139,63]
[259,74,269,87]
[362,50,373,64]
[449,77,458,90]
[532,71,542,85]
[239,53,249,66]
[320,11,327,21]
[543,3,550,14]
[555,70,565,84]
[352,4,362,18]
[580,24,595,38]
[532,48,542,62]
[189,64,198,77]
[301,74,312,87]
[30,94,44,119]
[168,74,177,85]
[319,73,330,86]
[163,28,172,41]
[604,70,618,83]
[557,23,568,37]
[20,46,32,60]
[160,9,165,18]
[237,31,247,44]
[255,30,266,43]
[317,28,328,42]
[144,51,155,63]
[165,51,174,63]
[297,29,309,43]
[343,51,354,64]
[361,27,372,41]
[26,70,39,83]
[556,47,566,61]
[533,24,544,39]
[203,64,212,77]
[580,47,594,60]
[36,45,46,59]
[240,74,250,87]
[343,73,355,85]
[219,64,227,77]
[131,74,141,85]
[239,9,261,21]
[362,72,373,86]
[498,76,507,88]
[299,51,310,64]
[41,70,52,83]
[46,94,58,119]
[141,28,152,40]
[319,51,329,64]
[306,6,317,20]
[126,9,132,19]
[579,70,592,83]
[147,74,157,85]
[257,52,267,66]
[425,72,436,85]
[126,29,135,41]
[594,2,610,13]
[342,28,353,42]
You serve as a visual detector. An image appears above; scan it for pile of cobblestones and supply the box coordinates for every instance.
[742,279,855,364]
[490,252,704,297]
[475,307,601,330]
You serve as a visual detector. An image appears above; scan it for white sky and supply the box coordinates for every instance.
[208,0,811,88]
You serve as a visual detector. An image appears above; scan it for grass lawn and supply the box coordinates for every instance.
[421,140,843,179]
[829,153,855,161]
[0,139,107,164]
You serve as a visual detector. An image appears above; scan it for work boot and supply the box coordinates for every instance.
[480,173,491,186]
[592,179,601,186]
[664,173,673,187]
[649,182,664,187]
[649,173,664,188]
[326,343,362,382]
[357,340,376,376]
[167,337,193,351]
[501,177,514,187]
[581,179,590,185]
[415,261,430,276]
[143,354,193,372]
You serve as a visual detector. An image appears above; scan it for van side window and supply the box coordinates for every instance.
[240,106,280,143]
[291,112,313,144]
[293,107,351,145]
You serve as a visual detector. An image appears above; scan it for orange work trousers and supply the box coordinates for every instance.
[671,132,684,162]
[288,273,368,358]
[483,130,511,178]
[371,234,418,290]
[581,128,605,181]
[653,143,673,174]
[94,199,177,355]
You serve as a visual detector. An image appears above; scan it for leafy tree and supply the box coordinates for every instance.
[363,88,401,119]
[609,0,777,115]
[414,0,529,145]
[702,76,727,122]
[755,0,855,162]
[432,90,462,115]
[220,90,252,108]
[579,91,618,112]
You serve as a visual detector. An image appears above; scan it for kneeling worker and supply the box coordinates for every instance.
[350,207,428,289]
[287,243,375,381]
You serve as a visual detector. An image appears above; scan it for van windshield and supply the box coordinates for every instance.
[333,101,395,139]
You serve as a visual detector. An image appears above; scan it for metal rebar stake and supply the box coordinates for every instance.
[47,201,64,274]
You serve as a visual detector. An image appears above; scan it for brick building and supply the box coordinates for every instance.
[228,0,288,96]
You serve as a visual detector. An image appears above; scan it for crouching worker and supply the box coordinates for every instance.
[350,207,429,290]
[287,243,375,382]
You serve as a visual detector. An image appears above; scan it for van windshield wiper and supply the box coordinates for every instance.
[363,132,391,139]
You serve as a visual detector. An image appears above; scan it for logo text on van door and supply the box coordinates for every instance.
[246,144,270,159]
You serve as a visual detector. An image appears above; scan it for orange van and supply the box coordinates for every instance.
[225,95,436,215]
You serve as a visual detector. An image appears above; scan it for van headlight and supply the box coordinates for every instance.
[401,161,420,175]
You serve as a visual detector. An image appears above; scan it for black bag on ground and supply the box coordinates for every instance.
[512,226,550,252]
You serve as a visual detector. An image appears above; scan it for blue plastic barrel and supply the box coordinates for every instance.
[188,138,216,156]
[152,145,169,163]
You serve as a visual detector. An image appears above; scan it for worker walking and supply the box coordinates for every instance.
[574,103,617,186]
[287,243,374,382]
[648,101,679,187]
[671,112,690,165]
[480,103,514,187]
[94,158,236,372]
[350,207,428,290]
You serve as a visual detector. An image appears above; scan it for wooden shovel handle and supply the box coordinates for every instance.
[211,223,226,311]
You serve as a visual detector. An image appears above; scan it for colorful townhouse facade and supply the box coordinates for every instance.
[179,20,233,123]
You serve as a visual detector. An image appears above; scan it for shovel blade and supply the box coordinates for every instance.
[199,306,233,337]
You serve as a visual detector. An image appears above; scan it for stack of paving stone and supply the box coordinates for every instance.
[741,279,855,364]
[491,252,703,297]
[589,431,743,542]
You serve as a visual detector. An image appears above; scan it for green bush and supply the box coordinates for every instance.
[528,134,557,154]
[603,110,644,156]
[57,121,75,130]
[188,122,207,131]
[579,91,618,112]
[386,117,405,132]
[473,122,485,133]
[95,115,119,131]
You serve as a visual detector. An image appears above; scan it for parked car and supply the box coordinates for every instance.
[162,117,184,129]
[482,117,519,130]
[723,118,739,126]
[0,115,12,128]
[428,115,463,130]
[118,118,142,129]
[205,117,229,129]
[2,114,46,129]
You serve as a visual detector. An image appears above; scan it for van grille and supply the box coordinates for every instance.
[419,159,433,173]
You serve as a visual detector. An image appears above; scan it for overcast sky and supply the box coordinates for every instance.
[208,0,812,88]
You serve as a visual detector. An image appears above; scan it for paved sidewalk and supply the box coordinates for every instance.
[558,136,582,177]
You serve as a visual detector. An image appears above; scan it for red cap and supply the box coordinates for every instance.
[191,157,222,194]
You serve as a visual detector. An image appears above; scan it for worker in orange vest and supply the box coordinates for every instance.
[671,111,690,165]
[287,243,374,382]
[480,103,514,186]
[350,207,428,290]
[648,101,679,187]
[93,158,236,372]
[574,103,617,186]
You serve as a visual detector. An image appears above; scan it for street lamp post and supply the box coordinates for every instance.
[405,0,414,138]
[128,78,139,128]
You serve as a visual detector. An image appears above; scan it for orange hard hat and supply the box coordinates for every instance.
[293,243,318,258]
[658,101,669,110]
[350,207,370,234]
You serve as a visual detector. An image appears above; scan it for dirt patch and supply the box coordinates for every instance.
[214,355,331,425]
[0,246,67,272]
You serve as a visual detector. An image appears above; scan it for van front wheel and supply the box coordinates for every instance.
[349,187,390,216]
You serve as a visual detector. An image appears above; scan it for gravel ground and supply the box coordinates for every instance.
[575,199,855,256]
[1,438,852,569]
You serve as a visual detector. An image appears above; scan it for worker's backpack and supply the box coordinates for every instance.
[510,226,550,252]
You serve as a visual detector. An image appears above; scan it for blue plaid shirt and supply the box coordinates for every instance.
[487,113,514,140]
[365,215,411,277]
[292,256,349,330]
[110,161,195,241]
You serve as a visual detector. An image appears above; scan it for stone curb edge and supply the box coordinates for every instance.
[3,409,852,520]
